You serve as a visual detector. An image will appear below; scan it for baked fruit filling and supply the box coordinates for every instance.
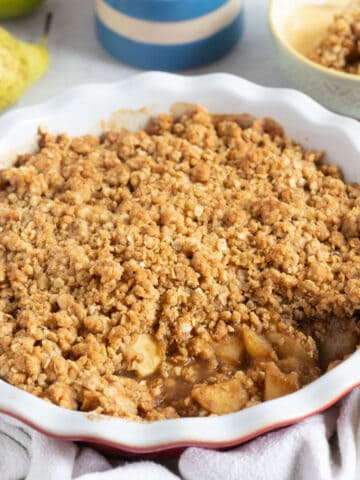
[0,106,359,420]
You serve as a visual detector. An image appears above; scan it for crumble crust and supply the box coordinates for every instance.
[308,2,360,74]
[0,106,359,420]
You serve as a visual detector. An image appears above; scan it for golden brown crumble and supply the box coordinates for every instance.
[0,106,359,421]
[308,1,360,74]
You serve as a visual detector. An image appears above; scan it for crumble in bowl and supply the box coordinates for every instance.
[308,1,360,75]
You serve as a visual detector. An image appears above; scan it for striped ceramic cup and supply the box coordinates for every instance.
[95,0,244,70]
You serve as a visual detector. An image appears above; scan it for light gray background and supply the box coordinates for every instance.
[2,0,289,109]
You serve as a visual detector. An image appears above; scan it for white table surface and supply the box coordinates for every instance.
[2,0,289,110]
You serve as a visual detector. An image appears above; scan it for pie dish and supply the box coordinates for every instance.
[0,72,359,454]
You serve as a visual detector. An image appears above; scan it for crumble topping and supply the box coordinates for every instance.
[0,106,359,420]
[308,2,360,74]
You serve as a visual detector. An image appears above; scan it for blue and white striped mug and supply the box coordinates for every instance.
[95,0,245,70]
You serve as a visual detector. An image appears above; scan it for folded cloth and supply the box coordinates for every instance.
[179,387,360,480]
[0,414,178,480]
[1,387,360,480]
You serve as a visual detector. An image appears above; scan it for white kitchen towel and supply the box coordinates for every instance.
[0,414,178,480]
[1,387,360,480]
[180,387,360,480]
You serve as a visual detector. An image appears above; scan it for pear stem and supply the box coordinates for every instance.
[41,12,53,46]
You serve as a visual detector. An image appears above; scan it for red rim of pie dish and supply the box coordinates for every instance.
[1,380,359,455]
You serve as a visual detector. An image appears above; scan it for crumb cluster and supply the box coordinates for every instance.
[0,106,359,420]
[309,2,360,74]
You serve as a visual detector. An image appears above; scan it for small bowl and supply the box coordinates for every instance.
[95,0,245,70]
[269,0,360,118]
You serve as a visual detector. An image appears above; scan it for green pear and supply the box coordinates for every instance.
[0,28,50,111]
[0,0,44,19]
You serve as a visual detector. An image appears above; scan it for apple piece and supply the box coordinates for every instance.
[214,334,245,364]
[192,378,249,414]
[243,328,274,359]
[277,357,320,385]
[129,334,162,378]
[264,362,299,401]
[267,331,312,363]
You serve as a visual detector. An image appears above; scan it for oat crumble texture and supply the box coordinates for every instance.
[308,2,360,74]
[0,106,359,421]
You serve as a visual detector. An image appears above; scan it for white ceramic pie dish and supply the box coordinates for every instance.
[0,72,359,455]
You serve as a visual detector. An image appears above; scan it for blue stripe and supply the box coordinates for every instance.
[103,0,228,22]
[95,11,244,70]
